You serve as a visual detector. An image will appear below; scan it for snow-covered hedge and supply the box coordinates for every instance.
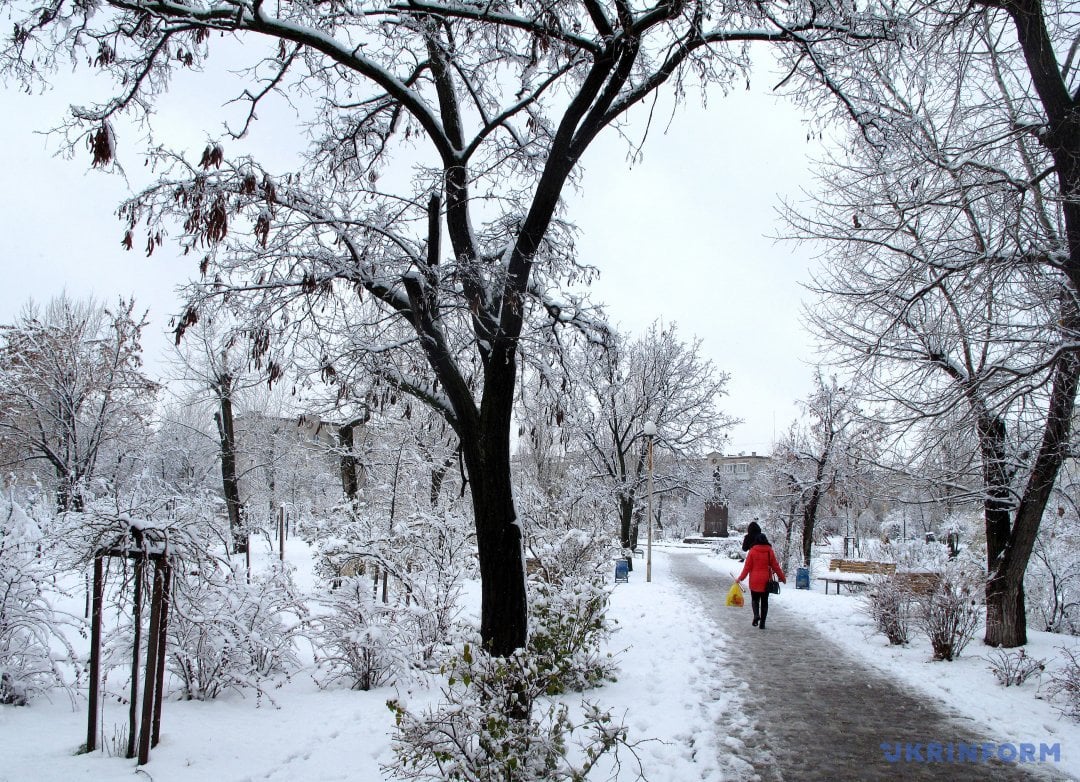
[0,494,79,705]
[310,577,414,691]
[167,564,304,701]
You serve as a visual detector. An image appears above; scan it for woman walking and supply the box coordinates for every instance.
[736,533,786,629]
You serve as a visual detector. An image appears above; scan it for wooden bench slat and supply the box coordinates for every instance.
[820,559,896,594]
[827,558,896,576]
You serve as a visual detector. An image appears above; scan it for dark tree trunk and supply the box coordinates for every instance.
[618,493,635,549]
[462,393,527,656]
[801,487,821,567]
[429,452,457,507]
[214,379,246,555]
[782,501,798,571]
[983,348,1080,647]
[977,410,1018,645]
[977,412,1013,578]
[986,571,1028,647]
[976,0,1080,647]
[56,473,84,512]
[338,420,361,502]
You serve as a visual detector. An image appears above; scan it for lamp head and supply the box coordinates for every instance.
[643,420,657,437]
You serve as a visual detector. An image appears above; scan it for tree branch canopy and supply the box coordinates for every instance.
[2,0,892,653]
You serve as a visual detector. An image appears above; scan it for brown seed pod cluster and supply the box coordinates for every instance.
[88,124,114,167]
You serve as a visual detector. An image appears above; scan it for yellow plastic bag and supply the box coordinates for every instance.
[725,581,745,607]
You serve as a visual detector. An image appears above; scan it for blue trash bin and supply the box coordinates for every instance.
[615,559,629,583]
[796,567,810,590]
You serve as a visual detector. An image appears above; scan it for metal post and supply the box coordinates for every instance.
[138,562,165,765]
[646,424,655,583]
[151,562,171,748]
[86,556,104,753]
[279,506,285,563]
[126,557,144,759]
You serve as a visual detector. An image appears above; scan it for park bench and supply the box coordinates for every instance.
[818,559,896,594]
[818,559,943,596]
[892,570,942,596]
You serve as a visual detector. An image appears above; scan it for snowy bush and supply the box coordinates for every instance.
[864,577,914,646]
[529,576,617,694]
[525,527,616,585]
[385,642,633,782]
[167,564,304,701]
[918,571,981,661]
[1025,506,1080,635]
[1047,647,1080,721]
[311,577,414,691]
[985,648,1045,687]
[0,494,79,704]
[313,504,474,664]
[396,510,473,661]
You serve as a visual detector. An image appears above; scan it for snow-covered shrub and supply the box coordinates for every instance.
[1025,505,1080,635]
[986,648,1045,687]
[529,577,617,694]
[167,564,303,701]
[1047,647,1080,721]
[386,642,632,782]
[918,571,981,661]
[311,577,414,691]
[313,504,474,664]
[864,577,914,646]
[525,527,616,585]
[0,494,79,704]
[396,510,473,661]
[523,528,619,693]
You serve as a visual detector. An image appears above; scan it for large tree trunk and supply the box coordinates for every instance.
[463,425,527,656]
[985,0,1080,647]
[214,380,246,555]
[442,341,528,658]
[977,409,1018,645]
[984,347,1080,647]
[985,571,1027,647]
[977,412,1013,576]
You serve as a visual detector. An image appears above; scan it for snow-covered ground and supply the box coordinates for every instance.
[697,542,1080,780]
[1,542,1078,781]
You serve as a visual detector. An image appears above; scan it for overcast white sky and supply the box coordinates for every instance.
[0,56,822,455]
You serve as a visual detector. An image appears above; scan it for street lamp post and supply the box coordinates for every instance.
[643,420,656,583]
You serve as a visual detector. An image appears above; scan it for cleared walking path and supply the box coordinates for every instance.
[670,551,1073,782]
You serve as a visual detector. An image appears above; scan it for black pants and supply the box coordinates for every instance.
[751,590,770,622]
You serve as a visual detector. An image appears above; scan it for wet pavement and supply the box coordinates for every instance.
[670,551,1073,781]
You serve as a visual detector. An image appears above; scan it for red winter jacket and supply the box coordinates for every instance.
[737,543,786,593]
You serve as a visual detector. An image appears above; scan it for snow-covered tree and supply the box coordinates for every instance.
[0,295,158,511]
[3,0,891,654]
[1028,463,1080,635]
[167,320,268,554]
[771,372,880,567]
[558,321,737,549]
[784,0,1080,645]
